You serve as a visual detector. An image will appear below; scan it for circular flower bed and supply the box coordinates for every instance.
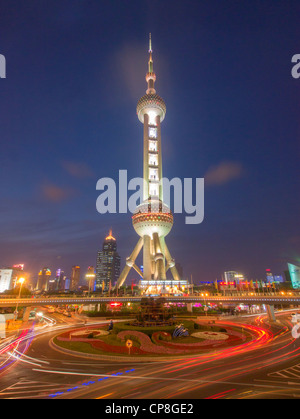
[53,323,248,357]
[191,331,229,341]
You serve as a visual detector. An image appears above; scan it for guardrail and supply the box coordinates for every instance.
[0,294,300,308]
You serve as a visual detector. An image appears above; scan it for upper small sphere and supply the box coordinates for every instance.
[137,94,166,123]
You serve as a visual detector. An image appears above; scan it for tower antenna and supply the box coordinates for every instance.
[149,33,152,52]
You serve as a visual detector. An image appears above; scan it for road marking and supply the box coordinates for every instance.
[269,363,300,379]
[96,392,114,399]
[121,392,141,398]
[254,379,300,386]
[0,379,74,399]
[31,368,300,392]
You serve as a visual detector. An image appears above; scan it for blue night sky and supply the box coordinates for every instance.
[0,0,299,284]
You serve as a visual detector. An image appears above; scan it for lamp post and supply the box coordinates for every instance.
[14,277,25,320]
[201,293,209,316]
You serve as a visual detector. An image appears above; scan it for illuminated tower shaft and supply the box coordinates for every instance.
[116,35,180,289]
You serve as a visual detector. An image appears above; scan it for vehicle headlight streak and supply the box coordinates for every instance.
[0,314,56,374]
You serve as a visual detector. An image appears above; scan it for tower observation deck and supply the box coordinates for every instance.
[116,35,182,294]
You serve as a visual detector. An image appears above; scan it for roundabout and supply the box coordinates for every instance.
[51,319,254,362]
[0,311,297,399]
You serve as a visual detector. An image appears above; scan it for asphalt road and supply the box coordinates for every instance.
[0,311,299,399]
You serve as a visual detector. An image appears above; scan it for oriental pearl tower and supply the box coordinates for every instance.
[116,35,181,292]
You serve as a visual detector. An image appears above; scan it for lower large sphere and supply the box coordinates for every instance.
[132,198,173,238]
[136,94,166,123]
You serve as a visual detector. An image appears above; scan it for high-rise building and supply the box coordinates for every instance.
[49,269,66,291]
[96,230,121,290]
[116,35,181,293]
[224,271,245,284]
[266,269,274,283]
[284,270,292,283]
[36,268,51,291]
[85,266,96,293]
[70,266,81,291]
[288,263,300,289]
[0,269,15,293]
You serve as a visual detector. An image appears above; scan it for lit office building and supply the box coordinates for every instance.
[56,269,66,291]
[0,269,15,293]
[96,230,121,290]
[36,268,51,291]
[47,269,66,292]
[288,263,300,289]
[224,271,245,284]
[70,266,81,291]
[85,266,96,293]
[266,269,274,282]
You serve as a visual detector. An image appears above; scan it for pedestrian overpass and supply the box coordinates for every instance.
[0,294,299,322]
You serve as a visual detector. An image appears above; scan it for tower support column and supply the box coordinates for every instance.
[153,233,166,280]
[143,235,152,281]
[164,242,180,281]
[116,238,143,288]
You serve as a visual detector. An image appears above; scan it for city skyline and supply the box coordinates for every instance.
[0,1,299,284]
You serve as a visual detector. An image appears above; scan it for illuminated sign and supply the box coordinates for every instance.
[110,302,122,308]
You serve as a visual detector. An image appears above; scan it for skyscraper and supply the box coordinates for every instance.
[96,230,121,290]
[70,266,81,291]
[116,35,181,291]
[85,266,96,293]
[0,269,15,293]
[36,267,51,291]
[55,269,66,291]
[288,263,300,289]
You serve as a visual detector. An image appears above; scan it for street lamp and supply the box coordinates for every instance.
[201,293,209,316]
[14,277,25,320]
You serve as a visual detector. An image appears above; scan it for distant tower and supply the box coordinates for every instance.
[85,266,96,293]
[96,230,121,289]
[55,269,66,291]
[116,35,180,290]
[70,266,81,291]
[37,267,51,291]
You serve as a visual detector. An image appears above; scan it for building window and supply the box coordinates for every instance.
[149,127,157,139]
[149,168,158,180]
[149,141,157,151]
[149,154,158,166]
[149,184,159,196]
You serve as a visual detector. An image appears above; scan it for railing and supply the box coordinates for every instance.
[0,293,300,308]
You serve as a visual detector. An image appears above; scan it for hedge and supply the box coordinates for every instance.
[112,320,195,337]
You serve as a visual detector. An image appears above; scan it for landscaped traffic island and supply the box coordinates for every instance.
[53,320,251,358]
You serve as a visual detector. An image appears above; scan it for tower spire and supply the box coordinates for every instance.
[146,33,156,94]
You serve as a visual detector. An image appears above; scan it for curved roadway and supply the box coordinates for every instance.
[0,311,300,399]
